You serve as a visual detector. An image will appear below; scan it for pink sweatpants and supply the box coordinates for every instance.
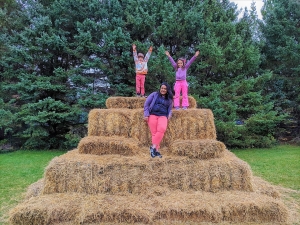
[136,74,146,95]
[147,115,168,150]
[174,80,189,107]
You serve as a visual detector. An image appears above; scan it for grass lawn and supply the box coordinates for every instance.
[231,144,300,190]
[0,145,299,224]
[0,150,67,224]
[231,144,300,224]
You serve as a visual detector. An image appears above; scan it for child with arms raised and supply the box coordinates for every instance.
[132,44,153,97]
[165,50,199,109]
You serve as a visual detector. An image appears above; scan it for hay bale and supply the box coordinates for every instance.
[9,191,288,224]
[153,191,288,223]
[166,109,216,141]
[9,95,291,225]
[137,108,217,147]
[78,136,142,156]
[88,108,216,148]
[25,178,44,199]
[41,150,253,195]
[106,97,145,109]
[88,108,135,138]
[170,139,226,159]
[252,176,281,199]
[9,193,81,225]
[9,193,151,225]
[105,96,197,109]
[176,96,197,109]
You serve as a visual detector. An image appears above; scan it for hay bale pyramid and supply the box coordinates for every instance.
[10,96,289,224]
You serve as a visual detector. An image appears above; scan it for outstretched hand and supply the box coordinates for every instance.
[195,51,200,57]
[132,44,136,51]
[165,51,170,57]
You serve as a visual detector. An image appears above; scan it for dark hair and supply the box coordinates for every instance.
[159,82,173,100]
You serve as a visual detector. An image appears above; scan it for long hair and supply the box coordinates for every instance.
[176,58,186,71]
[159,82,173,100]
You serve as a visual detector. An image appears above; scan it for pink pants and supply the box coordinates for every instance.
[174,80,189,107]
[136,74,146,95]
[147,115,168,150]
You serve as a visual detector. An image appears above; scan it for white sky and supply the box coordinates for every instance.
[231,0,264,19]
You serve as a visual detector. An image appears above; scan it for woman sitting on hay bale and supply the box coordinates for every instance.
[144,82,173,158]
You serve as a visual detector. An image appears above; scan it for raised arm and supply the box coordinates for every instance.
[165,51,177,69]
[185,50,200,69]
[132,44,138,62]
[144,46,153,62]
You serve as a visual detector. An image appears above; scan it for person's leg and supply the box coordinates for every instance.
[151,116,168,158]
[181,80,189,108]
[151,116,168,151]
[140,75,146,96]
[173,81,181,108]
[147,115,168,158]
[147,115,159,157]
[147,115,158,147]
[136,75,141,95]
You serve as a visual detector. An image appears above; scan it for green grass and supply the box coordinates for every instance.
[0,150,66,223]
[231,144,300,190]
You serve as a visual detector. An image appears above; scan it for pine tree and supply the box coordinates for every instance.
[0,0,289,149]
[260,0,300,140]
[1,0,111,149]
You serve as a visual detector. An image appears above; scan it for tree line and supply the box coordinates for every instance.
[0,0,299,150]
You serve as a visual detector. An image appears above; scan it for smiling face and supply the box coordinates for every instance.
[138,56,144,62]
[160,85,167,96]
[177,59,184,68]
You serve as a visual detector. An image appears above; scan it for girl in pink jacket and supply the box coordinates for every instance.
[165,50,200,109]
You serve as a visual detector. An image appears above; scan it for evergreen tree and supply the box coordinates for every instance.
[187,0,285,147]
[199,73,286,148]
[0,0,288,149]
[1,0,110,149]
[260,0,300,139]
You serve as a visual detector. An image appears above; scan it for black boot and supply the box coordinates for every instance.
[155,151,162,158]
[149,146,156,158]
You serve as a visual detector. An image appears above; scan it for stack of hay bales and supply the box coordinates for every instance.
[9,96,289,225]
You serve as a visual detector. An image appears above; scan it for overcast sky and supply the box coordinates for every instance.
[231,0,264,19]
